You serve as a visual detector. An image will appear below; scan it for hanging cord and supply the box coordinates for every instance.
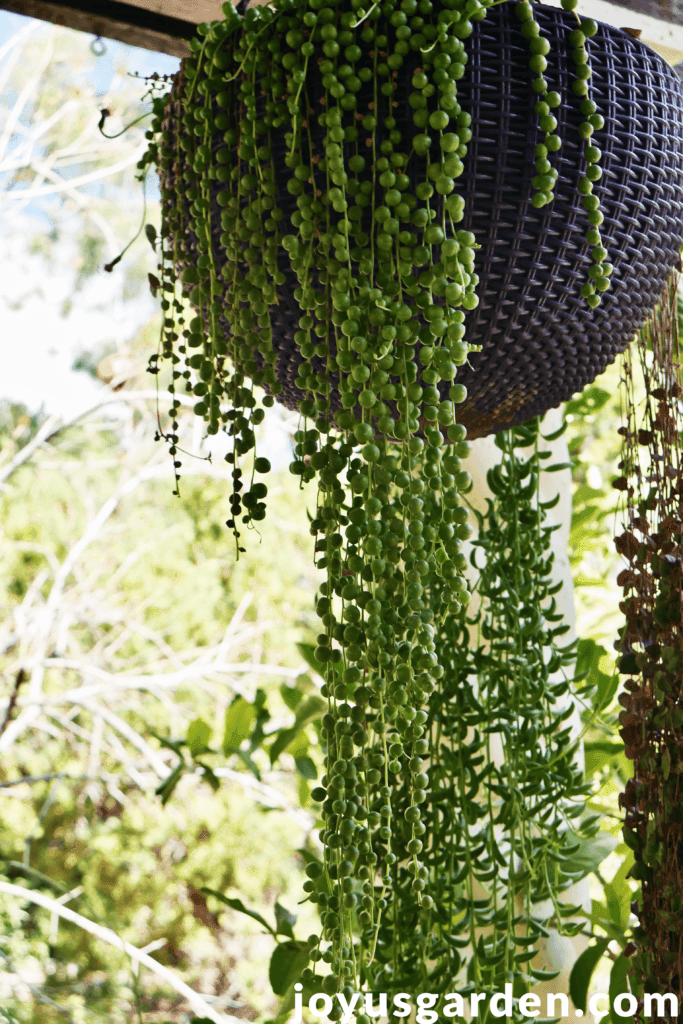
[103,173,147,272]
[98,108,153,139]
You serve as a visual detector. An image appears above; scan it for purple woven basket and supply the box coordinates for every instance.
[453,2,683,436]
[161,1,683,438]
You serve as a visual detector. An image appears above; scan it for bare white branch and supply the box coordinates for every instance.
[0,881,239,1024]
[0,414,62,485]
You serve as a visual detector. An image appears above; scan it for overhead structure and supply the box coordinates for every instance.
[0,0,681,70]
[614,0,683,23]
[0,0,223,56]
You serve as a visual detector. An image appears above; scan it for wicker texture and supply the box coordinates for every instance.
[451,3,683,436]
[162,2,683,438]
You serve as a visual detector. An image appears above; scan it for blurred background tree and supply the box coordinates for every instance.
[0,384,329,1023]
[0,14,329,1021]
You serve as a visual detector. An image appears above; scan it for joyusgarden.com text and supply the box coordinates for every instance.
[292,984,678,1020]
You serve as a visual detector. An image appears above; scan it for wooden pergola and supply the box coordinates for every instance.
[0,0,223,57]
[0,0,682,63]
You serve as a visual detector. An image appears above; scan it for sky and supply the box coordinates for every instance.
[0,10,181,91]
[0,9,301,472]
[0,10,180,421]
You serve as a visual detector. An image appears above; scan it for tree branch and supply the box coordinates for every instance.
[0,881,239,1024]
[0,669,26,739]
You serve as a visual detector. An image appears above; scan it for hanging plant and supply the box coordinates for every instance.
[615,273,683,1004]
[341,415,595,1008]
[128,0,683,1010]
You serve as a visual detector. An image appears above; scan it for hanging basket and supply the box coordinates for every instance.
[160,1,683,438]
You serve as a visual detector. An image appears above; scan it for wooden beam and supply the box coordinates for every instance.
[3,0,683,60]
[0,0,203,56]
[114,0,225,22]
[600,0,683,28]
[560,0,683,64]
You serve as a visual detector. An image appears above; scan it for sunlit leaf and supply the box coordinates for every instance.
[202,890,276,935]
[280,684,303,711]
[569,940,609,1012]
[274,901,297,938]
[235,749,261,780]
[295,755,317,780]
[567,830,619,881]
[584,741,625,778]
[149,730,185,755]
[296,643,325,676]
[187,717,212,757]
[566,385,612,417]
[195,761,220,791]
[269,940,310,995]
[155,764,184,806]
[223,697,255,755]
[269,696,325,765]
[608,954,631,1024]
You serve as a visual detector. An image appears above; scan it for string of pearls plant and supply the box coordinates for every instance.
[299,420,593,1011]
[137,0,603,1007]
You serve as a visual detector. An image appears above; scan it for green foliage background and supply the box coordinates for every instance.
[0,393,330,1021]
